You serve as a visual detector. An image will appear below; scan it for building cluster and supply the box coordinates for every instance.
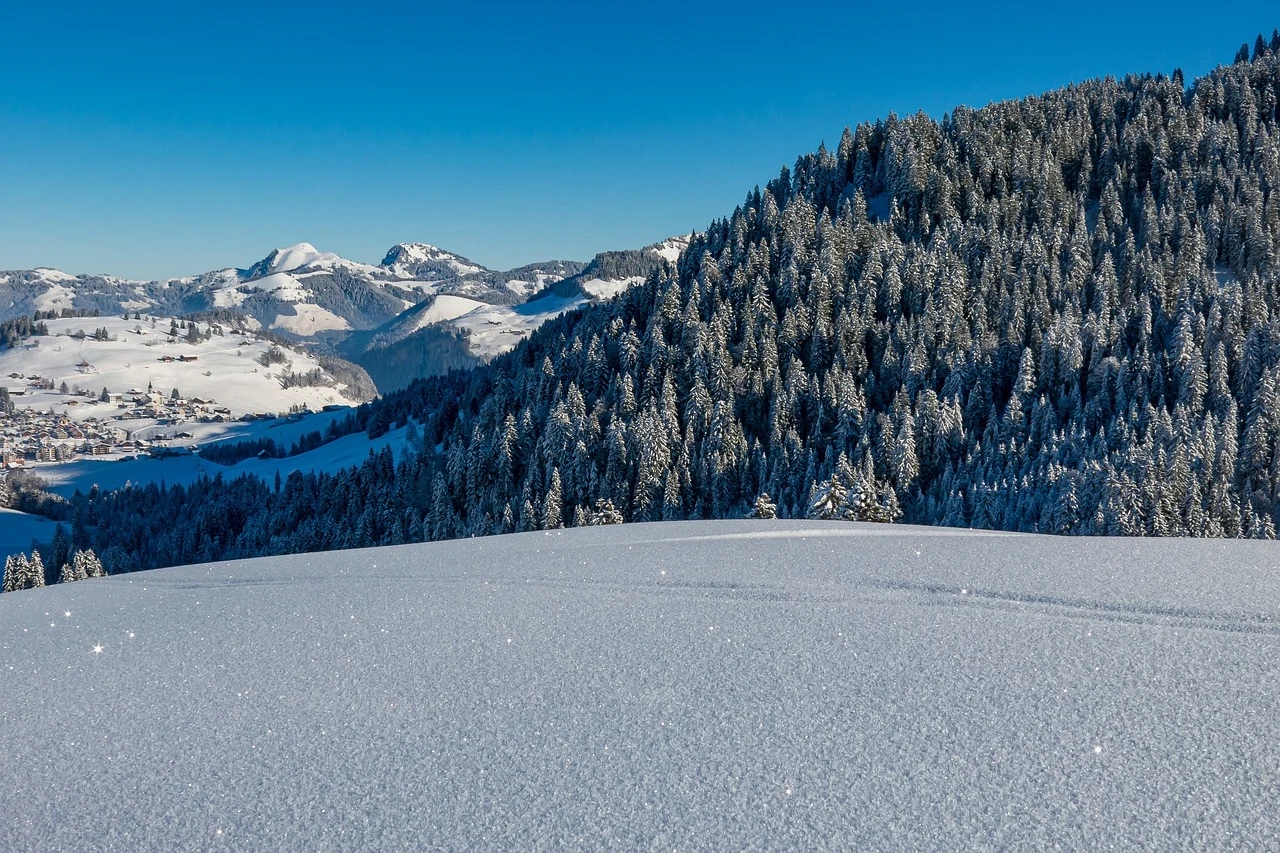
[0,375,239,468]
[112,386,232,424]
[0,407,132,467]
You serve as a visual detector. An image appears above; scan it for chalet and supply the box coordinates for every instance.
[158,356,175,363]
[178,355,198,362]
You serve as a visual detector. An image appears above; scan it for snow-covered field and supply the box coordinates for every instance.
[451,293,587,360]
[0,507,59,558]
[32,420,417,498]
[0,315,366,419]
[2,520,1278,849]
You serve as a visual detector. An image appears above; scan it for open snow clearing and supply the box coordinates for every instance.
[2,519,1278,849]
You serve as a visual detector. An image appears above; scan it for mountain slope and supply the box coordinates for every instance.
[350,40,1280,538]
[3,520,1278,849]
[346,237,690,392]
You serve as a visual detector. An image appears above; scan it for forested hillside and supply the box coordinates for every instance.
[62,36,1280,571]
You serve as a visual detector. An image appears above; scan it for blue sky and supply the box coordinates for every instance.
[2,2,1277,279]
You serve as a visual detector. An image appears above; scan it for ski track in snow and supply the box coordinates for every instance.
[2,519,1280,849]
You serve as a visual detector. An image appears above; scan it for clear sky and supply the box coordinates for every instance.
[1,2,1277,279]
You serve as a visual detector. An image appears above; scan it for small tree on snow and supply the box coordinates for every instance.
[588,498,624,525]
[27,551,45,588]
[808,477,848,520]
[77,549,106,579]
[748,493,777,519]
[60,554,86,584]
[543,469,564,529]
[2,554,20,592]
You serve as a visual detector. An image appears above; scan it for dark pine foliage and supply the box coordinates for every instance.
[67,38,1280,573]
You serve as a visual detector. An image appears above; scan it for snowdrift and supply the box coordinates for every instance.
[2,520,1278,849]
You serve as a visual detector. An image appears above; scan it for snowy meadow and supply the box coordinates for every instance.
[2,519,1278,849]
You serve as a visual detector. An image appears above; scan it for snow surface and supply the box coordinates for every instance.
[30,268,78,283]
[453,293,585,360]
[651,234,691,264]
[33,283,76,313]
[250,272,310,301]
[270,303,352,335]
[412,294,487,328]
[33,421,417,498]
[0,508,58,558]
[264,243,356,275]
[579,275,644,300]
[2,519,1279,849]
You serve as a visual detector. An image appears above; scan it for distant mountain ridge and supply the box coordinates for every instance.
[345,235,693,392]
[0,242,586,343]
[0,237,689,391]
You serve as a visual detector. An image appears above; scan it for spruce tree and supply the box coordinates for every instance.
[543,469,564,529]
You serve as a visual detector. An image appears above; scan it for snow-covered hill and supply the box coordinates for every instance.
[0,314,371,414]
[0,314,375,474]
[2,520,1278,849]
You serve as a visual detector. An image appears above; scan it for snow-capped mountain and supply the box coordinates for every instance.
[350,236,693,392]
[0,242,586,345]
[0,236,690,394]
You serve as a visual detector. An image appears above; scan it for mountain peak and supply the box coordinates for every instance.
[380,242,448,265]
[380,242,486,278]
[265,243,341,274]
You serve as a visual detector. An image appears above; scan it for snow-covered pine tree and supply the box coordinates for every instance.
[543,469,563,529]
[26,552,45,589]
[808,475,847,520]
[748,493,777,519]
[77,549,106,579]
[60,554,85,584]
[2,554,19,592]
[588,498,624,525]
